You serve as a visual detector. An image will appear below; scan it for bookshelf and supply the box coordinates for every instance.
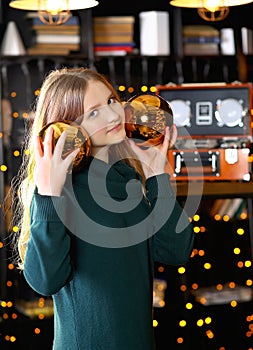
[173,180,253,261]
[173,181,253,198]
[2,5,253,84]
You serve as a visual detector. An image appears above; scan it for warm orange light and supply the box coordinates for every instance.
[9,0,99,25]
[170,0,253,22]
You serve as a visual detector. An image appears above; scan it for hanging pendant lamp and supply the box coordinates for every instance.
[170,0,253,21]
[9,0,99,25]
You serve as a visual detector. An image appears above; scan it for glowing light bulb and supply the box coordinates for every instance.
[39,0,68,13]
[203,0,222,12]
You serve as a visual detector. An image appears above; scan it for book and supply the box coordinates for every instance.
[94,35,133,44]
[27,42,79,55]
[95,50,130,56]
[93,22,134,34]
[93,16,135,24]
[36,33,80,44]
[209,199,225,218]
[216,198,232,218]
[183,25,219,37]
[33,25,79,35]
[94,45,134,52]
[94,40,135,56]
[210,198,230,218]
[226,198,244,219]
[192,283,253,306]
[236,201,247,220]
[183,36,220,44]
[183,43,219,56]
[27,47,71,55]
[29,43,79,49]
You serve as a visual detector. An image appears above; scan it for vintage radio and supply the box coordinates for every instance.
[156,82,253,181]
[165,148,250,181]
[156,82,253,139]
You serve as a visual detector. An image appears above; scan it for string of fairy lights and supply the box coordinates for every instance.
[0,71,253,349]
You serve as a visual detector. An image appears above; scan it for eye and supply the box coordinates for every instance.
[108,97,117,105]
[88,109,98,119]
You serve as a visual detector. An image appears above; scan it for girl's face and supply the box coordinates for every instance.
[81,81,126,160]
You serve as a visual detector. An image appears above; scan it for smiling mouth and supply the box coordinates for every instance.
[107,123,122,133]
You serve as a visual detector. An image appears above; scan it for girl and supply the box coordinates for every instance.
[12,67,194,350]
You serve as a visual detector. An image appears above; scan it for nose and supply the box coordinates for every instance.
[104,104,121,123]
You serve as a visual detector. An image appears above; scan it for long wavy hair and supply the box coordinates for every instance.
[10,67,145,269]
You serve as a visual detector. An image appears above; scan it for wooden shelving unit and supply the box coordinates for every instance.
[173,180,253,198]
[0,4,253,349]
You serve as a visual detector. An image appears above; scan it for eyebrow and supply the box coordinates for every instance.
[84,93,114,113]
[85,103,100,113]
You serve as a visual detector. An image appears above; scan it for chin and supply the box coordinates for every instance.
[111,137,126,145]
[111,130,126,144]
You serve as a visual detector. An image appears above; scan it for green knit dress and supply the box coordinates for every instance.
[24,157,194,350]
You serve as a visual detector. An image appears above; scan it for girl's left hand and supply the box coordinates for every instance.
[34,127,80,196]
[128,124,177,179]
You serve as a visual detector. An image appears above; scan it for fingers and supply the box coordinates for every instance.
[63,148,80,174]
[128,125,177,163]
[42,126,54,157]
[169,124,178,148]
[34,135,44,159]
[53,130,67,160]
[36,126,79,165]
[162,127,170,151]
[163,124,177,150]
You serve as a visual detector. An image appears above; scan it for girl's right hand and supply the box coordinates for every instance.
[128,125,177,179]
[34,126,80,196]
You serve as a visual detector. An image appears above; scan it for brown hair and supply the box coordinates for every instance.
[10,67,145,268]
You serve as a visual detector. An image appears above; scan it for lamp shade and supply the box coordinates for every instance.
[9,0,99,11]
[170,0,253,7]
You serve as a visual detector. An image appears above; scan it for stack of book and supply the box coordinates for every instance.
[27,14,80,56]
[209,198,246,220]
[93,16,135,56]
[183,25,220,56]
[192,283,252,306]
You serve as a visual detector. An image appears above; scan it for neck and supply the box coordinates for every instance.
[91,146,109,163]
